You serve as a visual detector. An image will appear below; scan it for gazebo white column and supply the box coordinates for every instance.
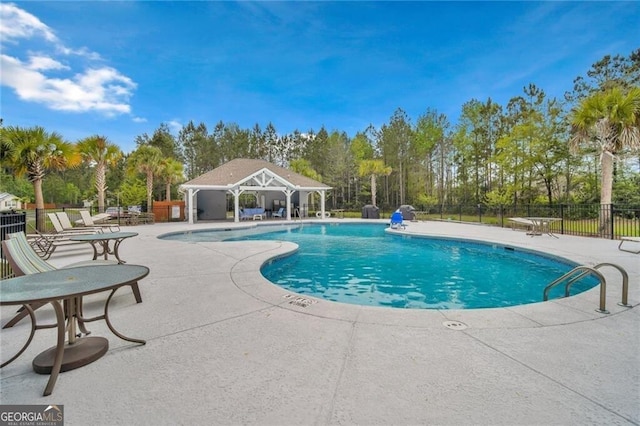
[187,188,194,224]
[319,190,326,220]
[284,189,295,221]
[229,188,243,223]
[187,188,200,224]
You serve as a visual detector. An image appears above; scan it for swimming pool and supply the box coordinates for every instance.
[162,223,598,309]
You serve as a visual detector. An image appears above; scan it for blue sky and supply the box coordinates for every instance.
[1,1,638,154]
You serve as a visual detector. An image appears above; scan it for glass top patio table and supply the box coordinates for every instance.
[69,231,138,263]
[0,264,149,396]
[0,264,147,304]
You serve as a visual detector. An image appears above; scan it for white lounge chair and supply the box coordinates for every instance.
[79,210,120,232]
[618,236,640,254]
[55,212,103,233]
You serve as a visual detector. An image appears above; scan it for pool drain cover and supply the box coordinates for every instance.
[443,320,468,330]
[283,294,317,308]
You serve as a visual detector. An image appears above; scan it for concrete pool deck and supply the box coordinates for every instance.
[1,219,638,425]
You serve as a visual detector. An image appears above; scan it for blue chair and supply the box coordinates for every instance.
[272,207,285,218]
[390,211,405,229]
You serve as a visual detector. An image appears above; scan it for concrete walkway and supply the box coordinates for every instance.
[1,219,638,425]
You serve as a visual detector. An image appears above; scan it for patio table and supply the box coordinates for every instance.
[524,217,561,238]
[70,231,138,263]
[0,264,149,396]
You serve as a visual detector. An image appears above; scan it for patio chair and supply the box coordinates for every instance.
[79,210,120,232]
[47,213,96,235]
[272,207,285,218]
[90,213,113,223]
[55,212,103,233]
[25,223,85,260]
[390,211,406,230]
[1,233,141,329]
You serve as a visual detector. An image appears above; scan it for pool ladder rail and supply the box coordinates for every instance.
[543,263,631,314]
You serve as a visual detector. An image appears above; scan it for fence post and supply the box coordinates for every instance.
[610,204,615,240]
[35,208,42,232]
[560,204,565,235]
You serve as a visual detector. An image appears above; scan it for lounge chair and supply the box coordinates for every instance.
[9,231,116,271]
[47,213,97,235]
[1,233,141,329]
[272,207,285,218]
[390,211,406,229]
[26,221,88,260]
[93,213,112,222]
[618,236,640,254]
[55,211,103,233]
[79,210,120,232]
[32,213,100,259]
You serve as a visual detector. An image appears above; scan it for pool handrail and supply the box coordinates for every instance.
[543,263,630,313]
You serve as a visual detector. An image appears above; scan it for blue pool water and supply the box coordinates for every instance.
[163,223,597,309]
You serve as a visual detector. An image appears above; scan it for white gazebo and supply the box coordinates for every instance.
[179,158,332,223]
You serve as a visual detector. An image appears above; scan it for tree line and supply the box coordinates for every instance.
[1,50,639,219]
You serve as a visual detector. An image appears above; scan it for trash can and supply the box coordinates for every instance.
[398,205,416,221]
[361,205,380,219]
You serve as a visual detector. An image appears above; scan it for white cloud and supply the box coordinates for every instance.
[57,45,102,61]
[28,55,68,71]
[1,54,135,115]
[0,3,136,116]
[132,117,147,123]
[0,3,57,44]
[167,120,183,134]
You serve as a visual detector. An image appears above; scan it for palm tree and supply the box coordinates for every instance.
[358,159,392,207]
[570,86,640,234]
[76,135,122,213]
[127,145,163,212]
[158,158,184,201]
[0,126,79,229]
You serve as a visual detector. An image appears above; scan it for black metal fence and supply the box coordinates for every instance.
[1,211,27,278]
[410,203,639,239]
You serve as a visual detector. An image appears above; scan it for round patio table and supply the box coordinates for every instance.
[0,264,149,396]
[70,231,138,263]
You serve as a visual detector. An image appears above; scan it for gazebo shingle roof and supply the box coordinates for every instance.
[182,158,330,189]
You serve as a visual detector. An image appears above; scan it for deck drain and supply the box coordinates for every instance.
[283,294,317,308]
[443,320,468,330]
